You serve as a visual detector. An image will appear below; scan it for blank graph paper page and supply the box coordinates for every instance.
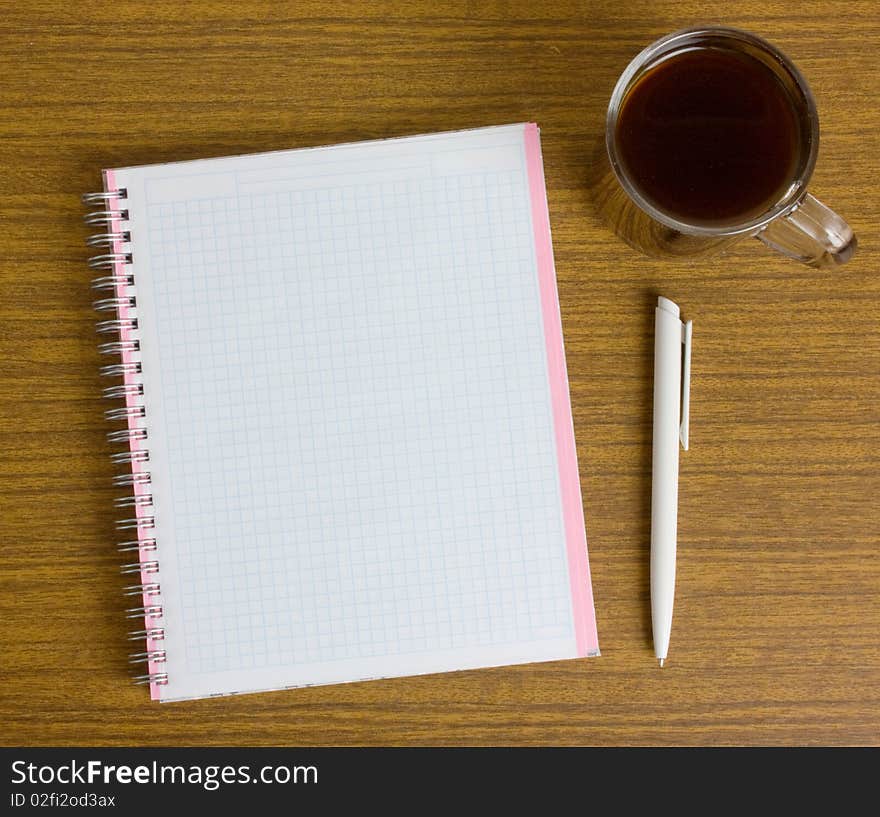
[112,123,599,701]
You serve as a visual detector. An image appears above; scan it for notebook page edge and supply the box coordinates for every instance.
[523,124,600,657]
[102,123,530,178]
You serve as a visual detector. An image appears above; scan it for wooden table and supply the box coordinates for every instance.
[1,0,878,747]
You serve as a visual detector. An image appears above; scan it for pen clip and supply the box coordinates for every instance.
[680,320,693,451]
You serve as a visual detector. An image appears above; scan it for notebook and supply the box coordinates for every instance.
[83,123,599,702]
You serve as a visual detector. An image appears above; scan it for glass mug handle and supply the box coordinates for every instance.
[756,192,857,269]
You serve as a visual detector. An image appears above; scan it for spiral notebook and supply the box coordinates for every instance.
[83,123,599,702]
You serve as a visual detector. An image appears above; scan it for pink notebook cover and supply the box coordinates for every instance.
[523,124,599,659]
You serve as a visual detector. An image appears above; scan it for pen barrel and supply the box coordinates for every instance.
[651,300,683,661]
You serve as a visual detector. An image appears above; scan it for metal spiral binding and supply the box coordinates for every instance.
[84,186,168,690]
[126,605,163,619]
[116,516,156,531]
[123,582,161,597]
[86,231,130,247]
[106,406,146,422]
[118,538,157,553]
[101,362,142,377]
[92,275,134,291]
[84,209,129,226]
[103,383,144,400]
[110,450,150,465]
[93,296,136,312]
[130,650,167,664]
[128,628,165,641]
[82,190,127,205]
[112,470,150,486]
[89,253,133,270]
[96,318,138,334]
[114,494,153,508]
[121,560,159,575]
[99,340,139,355]
[132,673,169,686]
[107,427,148,444]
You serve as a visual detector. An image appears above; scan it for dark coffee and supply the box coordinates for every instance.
[615,46,803,225]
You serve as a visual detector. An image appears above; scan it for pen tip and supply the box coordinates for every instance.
[658,658,664,668]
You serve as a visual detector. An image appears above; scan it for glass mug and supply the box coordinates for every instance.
[597,27,856,268]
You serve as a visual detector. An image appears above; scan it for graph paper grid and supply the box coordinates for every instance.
[116,125,586,701]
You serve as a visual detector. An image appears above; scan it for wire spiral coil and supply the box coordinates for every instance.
[83,186,168,690]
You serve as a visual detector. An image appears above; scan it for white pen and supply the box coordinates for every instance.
[651,296,692,668]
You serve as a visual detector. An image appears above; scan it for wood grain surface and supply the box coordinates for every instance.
[1,0,878,746]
